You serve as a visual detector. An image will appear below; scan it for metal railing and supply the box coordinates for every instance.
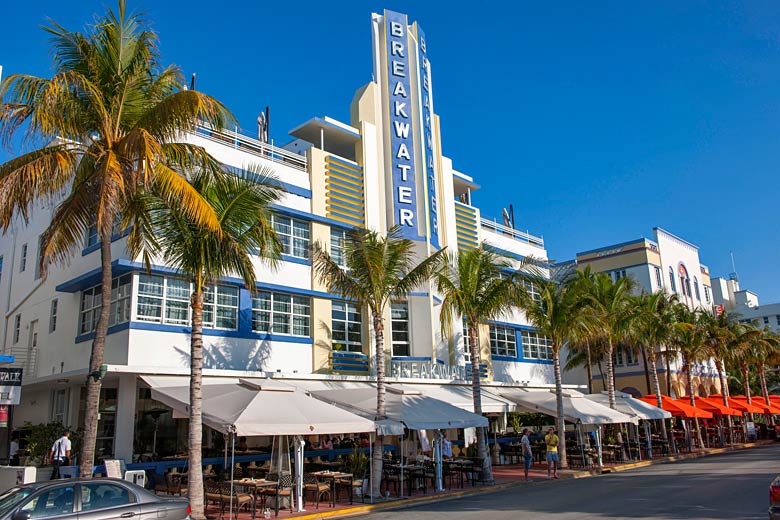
[195,126,308,172]
[480,217,544,248]
[9,346,37,378]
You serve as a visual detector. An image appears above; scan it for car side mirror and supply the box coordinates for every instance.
[13,511,31,520]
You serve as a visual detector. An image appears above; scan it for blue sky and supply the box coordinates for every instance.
[2,1,780,301]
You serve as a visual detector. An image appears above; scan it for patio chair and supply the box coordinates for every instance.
[336,469,365,503]
[303,473,330,509]
[381,465,402,497]
[261,473,294,516]
[216,482,253,520]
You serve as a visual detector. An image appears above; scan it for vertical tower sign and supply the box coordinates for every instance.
[385,11,418,239]
[416,27,439,249]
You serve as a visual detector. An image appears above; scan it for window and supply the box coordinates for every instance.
[136,275,239,330]
[654,266,662,288]
[19,244,27,272]
[668,268,676,292]
[763,316,770,325]
[330,228,348,267]
[520,279,541,302]
[332,301,362,352]
[693,277,700,300]
[521,330,553,360]
[614,347,638,367]
[12,315,20,344]
[704,285,711,304]
[684,278,692,298]
[51,388,68,423]
[85,225,99,248]
[391,302,410,357]
[613,348,625,367]
[462,318,472,363]
[79,483,133,511]
[49,299,58,333]
[776,315,780,326]
[272,214,310,259]
[252,291,311,336]
[20,485,76,518]
[490,325,517,358]
[625,348,639,366]
[614,270,627,281]
[34,236,44,279]
[79,275,131,335]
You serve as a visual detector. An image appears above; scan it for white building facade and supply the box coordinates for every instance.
[0,10,560,461]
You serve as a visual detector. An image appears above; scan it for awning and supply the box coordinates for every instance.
[141,376,375,437]
[399,383,514,414]
[502,389,636,425]
[585,392,671,421]
[310,386,488,431]
[676,397,741,416]
[639,395,713,419]
[710,395,762,414]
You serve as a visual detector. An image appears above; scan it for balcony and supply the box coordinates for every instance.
[194,126,307,172]
[480,218,544,248]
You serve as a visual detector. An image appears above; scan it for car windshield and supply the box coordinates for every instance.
[0,488,33,517]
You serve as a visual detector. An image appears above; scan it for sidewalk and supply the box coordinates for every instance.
[206,440,777,520]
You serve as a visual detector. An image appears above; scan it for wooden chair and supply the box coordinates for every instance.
[262,473,294,516]
[217,482,252,519]
[303,473,330,509]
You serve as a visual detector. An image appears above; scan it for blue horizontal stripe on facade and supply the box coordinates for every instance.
[591,368,717,379]
[270,205,358,231]
[75,320,316,345]
[280,254,311,266]
[391,356,432,361]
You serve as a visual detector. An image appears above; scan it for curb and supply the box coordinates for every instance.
[287,441,778,520]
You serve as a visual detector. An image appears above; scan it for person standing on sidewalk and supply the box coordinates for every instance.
[544,426,559,479]
[521,429,533,481]
[49,430,71,479]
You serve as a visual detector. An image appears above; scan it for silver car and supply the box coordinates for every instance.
[0,479,189,520]
[771,475,780,520]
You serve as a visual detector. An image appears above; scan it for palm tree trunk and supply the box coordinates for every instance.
[79,228,113,478]
[648,352,669,447]
[189,290,205,520]
[371,313,386,498]
[715,360,732,444]
[596,358,606,392]
[665,350,672,397]
[468,322,493,484]
[553,348,568,469]
[684,356,704,449]
[758,366,772,425]
[641,347,651,395]
[585,344,593,395]
[605,341,617,409]
[742,366,752,403]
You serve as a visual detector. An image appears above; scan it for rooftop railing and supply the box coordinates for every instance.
[480,217,545,248]
[194,126,308,172]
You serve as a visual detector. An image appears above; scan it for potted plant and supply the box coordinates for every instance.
[345,446,369,497]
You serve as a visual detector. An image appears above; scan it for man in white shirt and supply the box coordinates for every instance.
[50,430,71,479]
[9,434,19,466]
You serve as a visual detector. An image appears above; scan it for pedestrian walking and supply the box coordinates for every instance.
[521,428,533,481]
[544,426,559,479]
[49,430,71,479]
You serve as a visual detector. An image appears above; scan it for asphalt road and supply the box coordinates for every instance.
[362,444,780,520]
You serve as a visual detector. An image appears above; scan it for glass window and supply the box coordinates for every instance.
[12,315,20,344]
[203,285,239,329]
[391,302,410,357]
[490,325,517,358]
[251,291,310,337]
[613,348,625,367]
[49,299,58,333]
[704,285,711,304]
[763,316,770,325]
[79,275,131,334]
[164,278,191,325]
[332,301,362,352]
[693,277,701,301]
[520,330,553,360]
[625,348,639,366]
[330,228,348,267]
[462,318,472,364]
[776,315,780,326]
[85,225,99,248]
[79,483,133,511]
[520,279,541,303]
[20,485,76,518]
[136,274,164,322]
[136,276,238,330]
[20,244,27,273]
[272,214,310,259]
[668,268,676,293]
[654,266,662,288]
[51,389,68,423]
[0,488,33,518]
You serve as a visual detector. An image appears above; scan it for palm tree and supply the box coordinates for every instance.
[516,271,594,469]
[434,244,524,481]
[148,167,282,519]
[580,271,635,409]
[671,305,709,448]
[628,291,677,444]
[0,1,232,476]
[313,227,445,497]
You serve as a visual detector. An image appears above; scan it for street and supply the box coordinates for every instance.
[364,444,780,520]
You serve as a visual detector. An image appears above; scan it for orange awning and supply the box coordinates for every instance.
[732,396,780,415]
[682,396,742,416]
[711,395,763,414]
[639,394,714,419]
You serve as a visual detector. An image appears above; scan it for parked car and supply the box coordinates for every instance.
[0,478,189,520]
[770,475,780,520]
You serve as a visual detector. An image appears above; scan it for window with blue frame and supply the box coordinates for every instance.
[272,214,310,259]
[79,274,132,334]
[490,325,517,357]
[330,228,348,267]
[332,301,362,352]
[252,291,311,337]
[391,302,410,357]
[668,267,676,293]
[520,330,552,360]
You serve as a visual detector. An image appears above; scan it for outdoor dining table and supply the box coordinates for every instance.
[313,471,354,506]
[231,478,279,519]
[444,460,473,488]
